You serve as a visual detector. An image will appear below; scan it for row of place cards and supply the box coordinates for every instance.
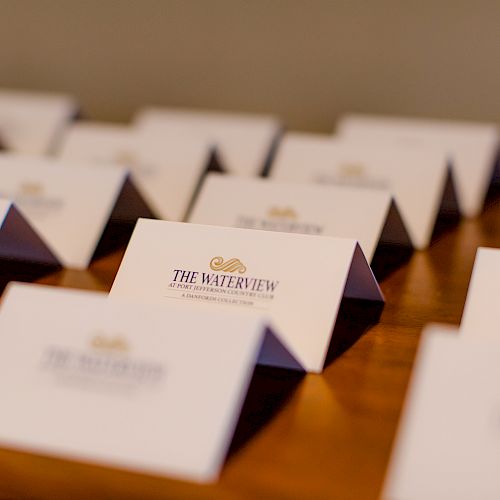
[2,86,497,222]
[0,153,407,273]
[1,130,472,274]
[0,87,282,177]
[0,87,497,216]
[0,154,413,274]
[0,149,491,279]
[1,88,498,277]
[0,217,385,481]
[383,247,500,499]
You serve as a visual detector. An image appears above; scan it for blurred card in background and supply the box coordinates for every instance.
[0,88,78,154]
[134,107,282,177]
[271,132,459,249]
[0,154,149,269]
[189,173,411,263]
[58,121,214,221]
[337,113,499,217]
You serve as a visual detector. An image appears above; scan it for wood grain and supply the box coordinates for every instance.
[0,190,498,500]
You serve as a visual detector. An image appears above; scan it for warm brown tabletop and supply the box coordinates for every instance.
[0,191,498,500]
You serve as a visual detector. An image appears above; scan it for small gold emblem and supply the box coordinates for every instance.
[339,163,365,177]
[19,182,44,196]
[267,207,298,219]
[90,334,129,353]
[115,150,138,166]
[210,257,247,273]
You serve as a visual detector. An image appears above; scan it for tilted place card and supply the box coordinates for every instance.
[188,173,411,263]
[0,153,148,269]
[0,199,59,265]
[110,219,384,372]
[383,325,500,500]
[271,132,458,249]
[0,88,78,154]
[133,107,282,177]
[0,282,299,482]
[337,113,500,218]
[58,121,214,221]
[460,247,500,336]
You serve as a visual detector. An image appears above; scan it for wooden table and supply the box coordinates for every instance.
[0,190,498,500]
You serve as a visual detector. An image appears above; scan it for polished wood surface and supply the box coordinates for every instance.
[0,191,499,500]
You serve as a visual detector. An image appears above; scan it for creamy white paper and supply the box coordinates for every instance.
[0,88,77,154]
[0,199,59,265]
[0,282,295,482]
[383,325,500,500]
[0,153,133,269]
[271,132,457,249]
[189,173,410,263]
[58,121,212,221]
[460,247,500,336]
[338,113,499,217]
[110,219,384,372]
[134,107,282,177]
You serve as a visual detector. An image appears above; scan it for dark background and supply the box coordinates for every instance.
[0,0,499,131]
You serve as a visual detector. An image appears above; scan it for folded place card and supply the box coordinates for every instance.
[110,219,384,372]
[460,247,500,336]
[337,113,499,218]
[188,173,410,263]
[271,132,458,249]
[0,153,148,269]
[0,282,298,482]
[133,107,282,177]
[0,88,78,154]
[383,325,500,500]
[0,199,59,265]
[58,121,213,221]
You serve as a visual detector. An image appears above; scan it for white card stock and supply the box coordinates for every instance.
[0,282,296,482]
[0,153,138,269]
[460,247,500,336]
[189,173,410,262]
[58,121,213,221]
[338,113,499,217]
[110,219,384,372]
[271,132,457,249]
[134,107,282,177]
[0,88,77,154]
[383,325,500,500]
[0,199,59,265]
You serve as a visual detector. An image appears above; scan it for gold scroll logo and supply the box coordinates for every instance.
[339,163,365,177]
[90,334,129,353]
[267,206,297,219]
[210,257,247,274]
[19,182,44,196]
[115,150,138,167]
